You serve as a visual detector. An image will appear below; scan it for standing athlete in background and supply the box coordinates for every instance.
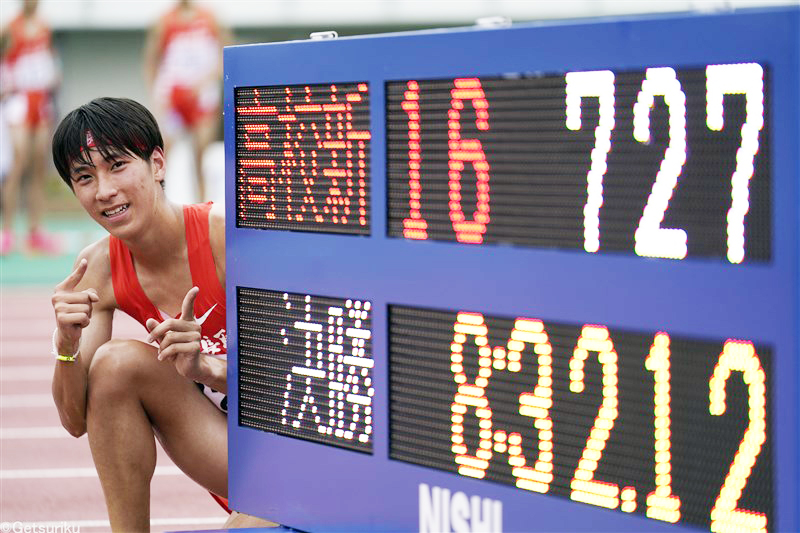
[49,97,274,531]
[143,0,232,203]
[0,0,60,255]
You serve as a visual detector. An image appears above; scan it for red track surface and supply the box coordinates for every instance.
[1,287,229,532]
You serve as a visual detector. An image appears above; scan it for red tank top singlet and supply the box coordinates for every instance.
[110,203,225,341]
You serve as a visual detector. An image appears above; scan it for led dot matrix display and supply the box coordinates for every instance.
[225,9,799,533]
[387,66,770,262]
[389,306,772,531]
[238,287,375,453]
[236,82,371,234]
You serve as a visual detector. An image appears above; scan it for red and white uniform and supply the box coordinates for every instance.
[152,7,221,132]
[2,14,58,128]
[109,202,228,412]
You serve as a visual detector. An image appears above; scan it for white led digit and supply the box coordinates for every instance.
[633,67,688,260]
[565,70,615,253]
[706,63,764,264]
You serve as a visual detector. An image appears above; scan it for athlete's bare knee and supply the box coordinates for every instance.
[88,339,157,400]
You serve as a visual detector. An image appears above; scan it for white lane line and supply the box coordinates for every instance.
[0,393,53,408]
[0,517,226,529]
[0,426,74,440]
[0,394,53,408]
[0,465,183,479]
[1,319,56,336]
[0,340,51,358]
[0,365,52,381]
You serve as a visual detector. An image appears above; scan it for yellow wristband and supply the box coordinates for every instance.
[52,328,79,363]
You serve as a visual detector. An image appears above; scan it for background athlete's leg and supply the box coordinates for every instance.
[26,123,56,251]
[1,126,31,254]
[190,114,217,202]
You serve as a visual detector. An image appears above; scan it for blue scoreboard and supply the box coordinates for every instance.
[224,7,799,532]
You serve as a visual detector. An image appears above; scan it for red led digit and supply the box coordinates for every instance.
[448,78,491,244]
[708,341,768,533]
[402,80,428,239]
[569,325,621,510]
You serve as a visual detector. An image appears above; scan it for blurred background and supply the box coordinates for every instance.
[0,0,796,530]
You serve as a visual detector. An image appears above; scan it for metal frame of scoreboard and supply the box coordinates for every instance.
[224,8,799,533]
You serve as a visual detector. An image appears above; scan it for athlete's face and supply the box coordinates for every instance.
[68,146,166,240]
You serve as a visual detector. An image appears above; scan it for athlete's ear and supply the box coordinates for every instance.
[150,146,166,183]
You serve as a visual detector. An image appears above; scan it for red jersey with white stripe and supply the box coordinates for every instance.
[3,14,57,92]
[2,14,57,127]
[109,202,227,411]
[153,6,221,128]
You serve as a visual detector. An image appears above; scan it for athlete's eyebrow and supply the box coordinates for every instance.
[69,162,94,176]
[69,147,131,176]
[100,148,130,161]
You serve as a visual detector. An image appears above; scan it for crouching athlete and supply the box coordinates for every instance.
[49,97,275,531]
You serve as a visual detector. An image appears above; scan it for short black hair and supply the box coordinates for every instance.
[52,97,164,189]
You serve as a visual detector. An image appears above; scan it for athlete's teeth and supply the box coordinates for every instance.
[105,205,127,216]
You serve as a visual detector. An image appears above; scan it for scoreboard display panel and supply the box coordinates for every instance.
[224,8,799,533]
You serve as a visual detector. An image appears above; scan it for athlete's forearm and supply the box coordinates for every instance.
[52,354,89,437]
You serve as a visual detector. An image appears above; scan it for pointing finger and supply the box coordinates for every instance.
[146,318,199,344]
[180,286,200,321]
[145,318,160,342]
[57,258,88,291]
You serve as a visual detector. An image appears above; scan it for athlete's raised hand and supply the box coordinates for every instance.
[52,258,99,356]
[146,286,205,381]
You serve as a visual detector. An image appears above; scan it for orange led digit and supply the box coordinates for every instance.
[450,314,555,490]
[389,305,773,531]
[569,325,620,510]
[645,332,681,523]
[450,312,493,479]
[708,341,768,533]
[513,318,554,494]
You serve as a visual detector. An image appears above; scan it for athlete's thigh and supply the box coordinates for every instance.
[142,360,228,497]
